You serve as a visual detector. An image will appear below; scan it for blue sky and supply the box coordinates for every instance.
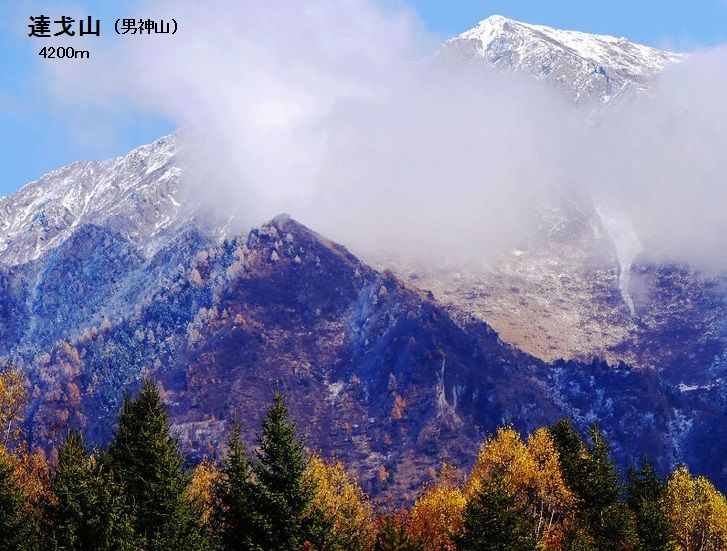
[1,0,726,196]
[409,0,727,47]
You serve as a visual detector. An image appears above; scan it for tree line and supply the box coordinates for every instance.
[0,370,726,550]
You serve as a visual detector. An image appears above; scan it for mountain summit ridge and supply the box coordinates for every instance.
[0,134,185,267]
[0,17,682,269]
[444,14,682,103]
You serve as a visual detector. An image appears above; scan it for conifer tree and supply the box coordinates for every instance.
[549,420,637,551]
[107,379,206,550]
[373,512,422,551]
[455,473,537,551]
[581,426,621,511]
[45,430,137,550]
[582,426,638,551]
[0,446,36,551]
[626,462,672,551]
[252,390,314,550]
[549,419,588,499]
[211,424,267,550]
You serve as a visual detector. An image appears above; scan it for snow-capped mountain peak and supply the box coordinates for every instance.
[445,15,683,103]
[0,135,186,266]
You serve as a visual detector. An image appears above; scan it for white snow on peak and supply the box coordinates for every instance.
[446,15,683,103]
[0,134,187,266]
[461,15,679,70]
[0,16,685,269]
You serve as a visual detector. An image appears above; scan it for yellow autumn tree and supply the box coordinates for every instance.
[187,459,218,524]
[306,454,375,551]
[14,446,51,508]
[467,426,575,548]
[408,464,466,551]
[0,442,49,543]
[468,426,536,496]
[665,466,727,551]
[0,364,49,523]
[526,428,576,541]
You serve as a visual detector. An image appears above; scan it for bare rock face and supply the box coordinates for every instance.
[397,191,727,389]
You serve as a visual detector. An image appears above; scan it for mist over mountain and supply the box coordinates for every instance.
[37,4,727,269]
[3,11,727,498]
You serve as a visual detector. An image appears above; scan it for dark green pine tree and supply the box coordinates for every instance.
[45,430,138,550]
[549,419,589,499]
[627,462,673,551]
[0,447,36,551]
[549,420,638,551]
[581,426,621,511]
[455,474,537,551]
[583,425,638,551]
[107,378,207,550]
[252,390,315,550]
[211,424,268,551]
[373,514,422,551]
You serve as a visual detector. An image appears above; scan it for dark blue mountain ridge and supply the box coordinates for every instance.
[3,215,723,502]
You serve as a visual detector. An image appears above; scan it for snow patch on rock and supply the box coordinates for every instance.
[595,204,642,316]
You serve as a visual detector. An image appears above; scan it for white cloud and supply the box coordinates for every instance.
[40,0,727,271]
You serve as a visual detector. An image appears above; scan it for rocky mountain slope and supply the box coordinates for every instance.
[1,16,726,497]
[442,14,682,103]
[394,192,727,388]
[15,215,725,500]
[0,135,185,267]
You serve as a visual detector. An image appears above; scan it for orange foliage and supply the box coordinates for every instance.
[377,465,389,486]
[0,365,28,446]
[468,426,575,546]
[16,446,52,508]
[391,394,406,421]
[408,464,466,551]
[187,460,218,523]
[0,443,51,528]
[306,454,374,550]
